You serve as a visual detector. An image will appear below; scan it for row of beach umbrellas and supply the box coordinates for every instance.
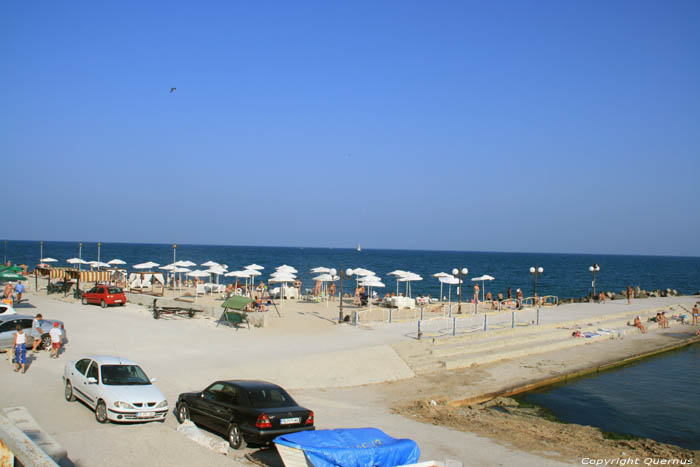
[37,257,497,302]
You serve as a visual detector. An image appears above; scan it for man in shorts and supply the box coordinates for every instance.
[14,281,24,304]
[692,304,698,325]
[31,313,45,353]
[49,322,62,358]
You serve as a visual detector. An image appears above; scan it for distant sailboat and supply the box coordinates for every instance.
[357,244,362,252]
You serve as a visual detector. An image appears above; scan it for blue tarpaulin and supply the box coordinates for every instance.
[274,428,421,467]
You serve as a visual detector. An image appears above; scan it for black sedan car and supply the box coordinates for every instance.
[176,380,314,449]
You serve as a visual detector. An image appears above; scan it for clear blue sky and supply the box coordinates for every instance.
[2,1,699,256]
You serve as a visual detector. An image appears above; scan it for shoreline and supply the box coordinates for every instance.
[450,334,700,407]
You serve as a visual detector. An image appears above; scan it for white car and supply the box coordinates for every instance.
[63,355,168,423]
[0,302,16,315]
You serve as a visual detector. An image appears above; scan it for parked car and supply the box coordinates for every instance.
[0,302,16,315]
[81,285,126,308]
[0,314,66,350]
[63,355,167,423]
[176,380,314,449]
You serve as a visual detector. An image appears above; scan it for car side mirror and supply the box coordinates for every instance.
[87,377,97,384]
[150,377,157,383]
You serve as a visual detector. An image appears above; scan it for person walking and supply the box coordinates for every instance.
[49,322,62,358]
[31,313,45,353]
[692,304,698,325]
[15,281,24,303]
[13,324,27,373]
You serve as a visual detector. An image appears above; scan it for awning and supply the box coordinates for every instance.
[221,296,253,311]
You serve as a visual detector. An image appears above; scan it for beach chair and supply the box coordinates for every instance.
[220,310,249,330]
[195,284,206,298]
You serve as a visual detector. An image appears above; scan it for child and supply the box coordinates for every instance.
[49,322,62,358]
[13,324,26,373]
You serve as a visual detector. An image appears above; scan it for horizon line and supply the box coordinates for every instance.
[4,238,699,260]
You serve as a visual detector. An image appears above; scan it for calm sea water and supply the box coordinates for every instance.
[523,343,700,450]
[4,240,700,299]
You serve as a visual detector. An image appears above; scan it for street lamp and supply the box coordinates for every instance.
[529,265,544,297]
[97,242,102,263]
[173,244,177,264]
[451,267,468,313]
[334,267,353,324]
[589,263,600,298]
[40,241,44,263]
[78,242,83,271]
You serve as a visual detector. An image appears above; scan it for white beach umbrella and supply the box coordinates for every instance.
[160,264,177,271]
[351,268,374,277]
[471,274,495,301]
[276,265,298,274]
[245,264,264,271]
[388,270,409,295]
[175,260,196,267]
[311,267,331,273]
[398,273,422,298]
[134,261,160,270]
[107,259,127,265]
[187,270,210,300]
[170,267,190,290]
[40,258,58,263]
[433,272,451,301]
[201,260,220,268]
[440,275,460,304]
[67,258,89,265]
[89,261,111,269]
[359,277,385,311]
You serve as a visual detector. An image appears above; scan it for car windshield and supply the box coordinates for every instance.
[108,287,122,294]
[246,387,296,408]
[101,365,150,386]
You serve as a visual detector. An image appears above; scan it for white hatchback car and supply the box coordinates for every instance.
[63,355,168,423]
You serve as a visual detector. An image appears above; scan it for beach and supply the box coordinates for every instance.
[2,285,699,466]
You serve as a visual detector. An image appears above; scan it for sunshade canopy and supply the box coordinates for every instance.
[134,262,160,269]
[245,264,264,270]
[40,258,58,263]
[0,272,27,281]
[107,259,127,265]
[471,275,495,281]
[221,296,253,311]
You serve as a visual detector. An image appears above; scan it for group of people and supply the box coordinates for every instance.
[11,313,63,374]
[631,304,699,334]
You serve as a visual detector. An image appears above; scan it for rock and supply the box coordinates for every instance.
[672,289,679,296]
[637,291,648,298]
[635,286,641,294]
[176,420,229,455]
[606,292,613,299]
[649,291,657,297]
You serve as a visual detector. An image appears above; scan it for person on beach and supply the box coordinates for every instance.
[507,287,512,299]
[692,305,698,325]
[15,281,24,304]
[627,284,633,304]
[661,312,669,329]
[516,288,523,309]
[49,322,62,358]
[13,324,26,373]
[473,283,479,304]
[633,316,646,334]
[30,314,44,353]
[294,279,302,296]
[328,282,336,301]
[599,291,606,304]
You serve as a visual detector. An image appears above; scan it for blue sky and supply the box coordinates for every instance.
[2,1,699,256]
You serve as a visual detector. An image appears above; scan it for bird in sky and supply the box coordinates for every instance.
[170,87,176,94]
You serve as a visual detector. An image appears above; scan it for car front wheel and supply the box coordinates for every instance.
[177,403,190,423]
[228,423,246,449]
[64,380,76,402]
[95,400,108,424]
[100,300,107,308]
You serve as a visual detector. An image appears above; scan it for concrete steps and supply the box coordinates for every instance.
[392,306,677,375]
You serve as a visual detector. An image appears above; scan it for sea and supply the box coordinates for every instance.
[5,240,700,448]
[523,342,700,450]
[5,240,700,299]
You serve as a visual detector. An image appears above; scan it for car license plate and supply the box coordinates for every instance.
[114,299,122,303]
[138,412,155,418]
[280,417,300,425]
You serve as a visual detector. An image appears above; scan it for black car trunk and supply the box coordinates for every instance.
[262,406,310,429]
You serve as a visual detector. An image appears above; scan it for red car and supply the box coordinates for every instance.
[81,285,127,308]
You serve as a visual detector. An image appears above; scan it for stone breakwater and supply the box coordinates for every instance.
[559,287,699,304]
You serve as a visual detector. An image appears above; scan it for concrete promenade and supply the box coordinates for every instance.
[1,290,698,466]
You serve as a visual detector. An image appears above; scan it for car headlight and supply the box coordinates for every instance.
[156,400,168,409]
[114,401,135,409]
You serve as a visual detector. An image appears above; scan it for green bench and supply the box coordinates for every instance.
[217,296,253,330]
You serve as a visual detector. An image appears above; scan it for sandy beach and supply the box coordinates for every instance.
[2,287,699,466]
